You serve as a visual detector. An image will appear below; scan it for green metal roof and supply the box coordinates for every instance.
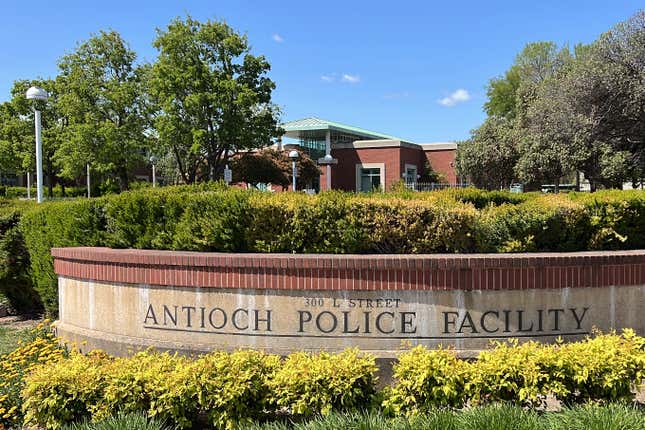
[282,117,407,142]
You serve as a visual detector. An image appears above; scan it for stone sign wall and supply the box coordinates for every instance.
[52,248,645,357]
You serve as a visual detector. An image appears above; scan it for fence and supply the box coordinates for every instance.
[405,182,471,191]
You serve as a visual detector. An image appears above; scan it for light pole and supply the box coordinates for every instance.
[288,150,299,191]
[317,153,338,191]
[86,164,91,198]
[26,86,48,204]
[149,155,157,187]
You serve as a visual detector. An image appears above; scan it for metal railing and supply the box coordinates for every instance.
[404,182,471,191]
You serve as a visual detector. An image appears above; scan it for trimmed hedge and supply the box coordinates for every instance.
[0,185,87,199]
[12,331,645,429]
[0,186,643,314]
[21,348,376,430]
[385,330,645,416]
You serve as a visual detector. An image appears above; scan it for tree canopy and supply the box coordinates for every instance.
[231,148,320,190]
[0,16,283,192]
[459,10,645,191]
[149,16,282,184]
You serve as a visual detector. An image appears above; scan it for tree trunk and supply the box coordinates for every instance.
[118,164,130,191]
[46,159,54,198]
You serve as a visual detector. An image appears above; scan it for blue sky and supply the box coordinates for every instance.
[0,1,641,142]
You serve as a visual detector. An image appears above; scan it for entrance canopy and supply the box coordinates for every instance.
[282,117,407,157]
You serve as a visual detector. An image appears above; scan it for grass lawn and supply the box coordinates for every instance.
[0,324,33,355]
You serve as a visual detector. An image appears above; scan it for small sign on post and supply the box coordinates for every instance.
[223,165,232,184]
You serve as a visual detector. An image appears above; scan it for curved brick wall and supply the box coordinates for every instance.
[52,247,645,358]
[52,248,645,291]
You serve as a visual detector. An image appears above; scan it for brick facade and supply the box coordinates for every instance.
[52,247,645,292]
[425,149,457,184]
[321,142,456,192]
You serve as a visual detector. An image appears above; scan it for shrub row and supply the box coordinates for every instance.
[9,330,645,429]
[385,330,645,415]
[0,185,87,199]
[20,348,376,430]
[0,186,643,314]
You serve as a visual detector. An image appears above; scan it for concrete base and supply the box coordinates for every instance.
[57,277,644,358]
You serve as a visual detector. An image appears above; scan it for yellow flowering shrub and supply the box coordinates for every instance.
[382,346,470,416]
[22,350,110,429]
[0,321,66,430]
[268,348,378,416]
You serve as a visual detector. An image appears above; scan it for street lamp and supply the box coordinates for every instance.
[149,155,157,187]
[317,153,338,191]
[26,86,48,203]
[288,150,299,191]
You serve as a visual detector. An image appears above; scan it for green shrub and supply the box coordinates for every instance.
[9,187,645,315]
[171,190,253,252]
[383,346,469,415]
[268,348,378,416]
[19,199,105,314]
[0,210,41,312]
[104,189,188,249]
[443,187,531,208]
[246,192,365,253]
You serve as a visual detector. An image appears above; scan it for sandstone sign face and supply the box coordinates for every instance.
[52,248,645,357]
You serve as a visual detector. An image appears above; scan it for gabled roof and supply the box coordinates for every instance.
[282,117,407,142]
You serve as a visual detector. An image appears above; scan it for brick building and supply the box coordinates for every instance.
[282,117,457,192]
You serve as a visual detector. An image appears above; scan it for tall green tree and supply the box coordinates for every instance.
[456,117,519,190]
[149,16,282,184]
[56,30,150,191]
[520,11,644,190]
[484,42,569,121]
[0,79,67,196]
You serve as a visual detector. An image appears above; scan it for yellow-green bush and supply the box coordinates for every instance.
[268,348,378,416]
[0,321,66,430]
[12,331,645,427]
[97,351,194,427]
[466,339,560,407]
[382,331,645,417]
[22,351,109,429]
[382,346,469,416]
[551,329,645,404]
[191,350,281,429]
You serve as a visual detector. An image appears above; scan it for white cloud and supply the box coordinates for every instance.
[438,89,471,107]
[321,74,336,82]
[272,33,284,43]
[341,73,361,84]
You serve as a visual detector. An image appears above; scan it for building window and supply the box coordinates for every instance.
[355,163,385,192]
[360,168,381,192]
[404,164,417,183]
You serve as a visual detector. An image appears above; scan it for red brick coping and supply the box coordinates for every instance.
[51,247,645,292]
